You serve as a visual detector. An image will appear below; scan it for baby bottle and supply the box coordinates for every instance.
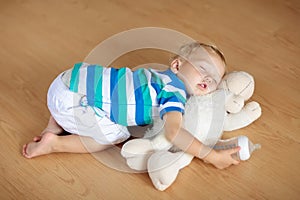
[213,135,261,161]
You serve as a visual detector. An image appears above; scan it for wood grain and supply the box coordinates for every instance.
[0,0,299,199]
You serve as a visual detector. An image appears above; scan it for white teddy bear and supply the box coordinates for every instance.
[121,71,262,191]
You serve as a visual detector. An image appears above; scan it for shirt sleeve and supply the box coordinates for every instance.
[157,85,187,119]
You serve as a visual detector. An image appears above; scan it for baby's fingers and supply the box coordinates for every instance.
[227,146,241,165]
[231,158,240,165]
[228,146,241,155]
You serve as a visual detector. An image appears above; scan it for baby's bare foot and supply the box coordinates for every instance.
[23,132,57,158]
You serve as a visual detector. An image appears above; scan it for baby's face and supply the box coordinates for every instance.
[176,48,225,96]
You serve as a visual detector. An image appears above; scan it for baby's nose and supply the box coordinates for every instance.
[204,77,213,84]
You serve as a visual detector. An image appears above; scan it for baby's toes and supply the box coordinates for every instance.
[22,144,28,157]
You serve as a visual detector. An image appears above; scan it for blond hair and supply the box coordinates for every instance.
[173,42,226,66]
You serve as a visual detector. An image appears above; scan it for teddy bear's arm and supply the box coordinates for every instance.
[223,101,262,131]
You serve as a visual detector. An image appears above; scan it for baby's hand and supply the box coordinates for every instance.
[203,147,240,169]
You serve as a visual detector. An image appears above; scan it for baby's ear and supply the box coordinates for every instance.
[170,58,181,74]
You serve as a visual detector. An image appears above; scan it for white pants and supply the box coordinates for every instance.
[47,74,131,145]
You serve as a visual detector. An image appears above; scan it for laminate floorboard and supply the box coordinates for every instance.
[0,0,299,199]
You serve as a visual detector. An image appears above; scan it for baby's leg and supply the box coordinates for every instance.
[32,115,64,142]
[23,132,111,159]
[41,115,63,135]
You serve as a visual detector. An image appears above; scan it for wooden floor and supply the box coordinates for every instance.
[1,0,299,199]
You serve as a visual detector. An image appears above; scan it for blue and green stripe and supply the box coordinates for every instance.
[69,62,82,92]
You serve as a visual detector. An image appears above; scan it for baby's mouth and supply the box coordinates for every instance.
[198,83,207,90]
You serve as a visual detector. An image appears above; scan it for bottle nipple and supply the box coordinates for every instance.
[249,142,261,154]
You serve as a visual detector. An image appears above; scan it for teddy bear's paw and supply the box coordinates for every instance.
[125,154,152,171]
[148,151,193,190]
[244,101,262,121]
[148,151,180,191]
[151,178,170,191]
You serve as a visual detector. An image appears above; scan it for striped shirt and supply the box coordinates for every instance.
[67,62,187,126]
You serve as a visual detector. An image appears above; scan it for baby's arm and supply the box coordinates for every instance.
[163,111,240,169]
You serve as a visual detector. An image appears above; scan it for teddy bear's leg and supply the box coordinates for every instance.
[121,139,156,171]
[147,151,193,191]
[121,133,174,171]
